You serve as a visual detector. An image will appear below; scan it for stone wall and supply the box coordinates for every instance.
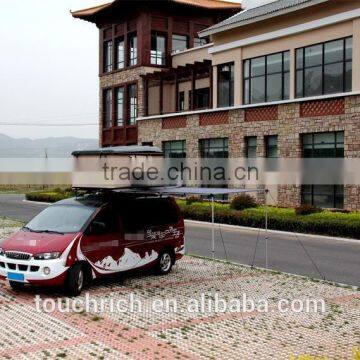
[138,95,360,210]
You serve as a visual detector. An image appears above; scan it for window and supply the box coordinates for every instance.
[104,40,113,73]
[172,34,188,53]
[265,135,278,158]
[142,142,153,146]
[163,140,186,158]
[128,84,137,125]
[302,131,344,158]
[179,91,185,111]
[151,33,166,65]
[103,84,137,128]
[115,87,124,126]
[199,138,228,158]
[218,63,234,107]
[296,37,352,97]
[123,198,180,231]
[116,38,125,70]
[103,89,113,128]
[194,37,209,47]
[301,131,344,209]
[243,51,290,104]
[194,88,210,109]
[245,136,257,158]
[128,33,138,66]
[302,185,344,209]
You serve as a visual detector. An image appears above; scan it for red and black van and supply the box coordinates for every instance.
[0,192,185,295]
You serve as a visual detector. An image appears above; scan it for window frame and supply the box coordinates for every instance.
[151,32,167,66]
[199,138,229,158]
[162,140,187,158]
[172,34,189,54]
[301,185,344,209]
[296,36,353,98]
[103,89,113,128]
[301,131,344,158]
[115,86,125,127]
[217,62,235,108]
[103,82,138,128]
[128,32,138,67]
[243,50,290,105]
[115,37,125,70]
[245,136,257,158]
[265,135,278,158]
[103,40,113,73]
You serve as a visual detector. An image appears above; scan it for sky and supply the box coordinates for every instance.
[0,0,254,140]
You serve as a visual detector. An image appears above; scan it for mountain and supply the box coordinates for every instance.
[0,134,98,158]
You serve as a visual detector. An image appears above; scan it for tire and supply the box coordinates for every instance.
[9,281,25,291]
[66,264,85,296]
[156,250,173,275]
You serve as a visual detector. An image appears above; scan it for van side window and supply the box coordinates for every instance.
[122,198,179,231]
[88,207,116,235]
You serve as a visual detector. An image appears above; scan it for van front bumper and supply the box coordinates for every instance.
[0,255,69,286]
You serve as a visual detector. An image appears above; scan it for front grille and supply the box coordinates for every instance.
[0,262,5,268]
[5,252,31,261]
[8,263,16,270]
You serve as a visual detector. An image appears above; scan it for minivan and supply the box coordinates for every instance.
[0,193,185,295]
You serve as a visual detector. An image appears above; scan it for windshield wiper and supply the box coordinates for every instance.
[36,230,65,235]
[22,226,36,232]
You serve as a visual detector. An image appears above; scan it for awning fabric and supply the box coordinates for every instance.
[113,186,266,196]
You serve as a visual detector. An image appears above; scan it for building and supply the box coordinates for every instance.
[71,0,240,145]
[73,0,360,210]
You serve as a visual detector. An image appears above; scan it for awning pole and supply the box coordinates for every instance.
[265,190,269,269]
[211,195,215,261]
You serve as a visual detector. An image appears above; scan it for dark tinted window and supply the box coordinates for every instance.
[26,205,96,234]
[218,63,234,107]
[296,37,352,97]
[243,51,290,104]
[163,140,186,158]
[122,198,180,231]
[151,33,166,65]
[199,138,228,158]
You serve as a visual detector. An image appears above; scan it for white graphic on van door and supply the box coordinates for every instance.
[146,227,181,241]
[93,248,158,273]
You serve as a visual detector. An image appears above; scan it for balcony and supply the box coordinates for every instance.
[142,59,213,117]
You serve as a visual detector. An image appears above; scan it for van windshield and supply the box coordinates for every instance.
[24,205,96,234]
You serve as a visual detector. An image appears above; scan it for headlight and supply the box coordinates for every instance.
[0,248,4,256]
[34,252,61,260]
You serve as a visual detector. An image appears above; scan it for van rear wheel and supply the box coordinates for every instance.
[66,264,84,296]
[156,251,173,275]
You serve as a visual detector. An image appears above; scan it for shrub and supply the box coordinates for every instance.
[186,196,203,205]
[295,204,322,216]
[176,200,360,239]
[230,194,258,211]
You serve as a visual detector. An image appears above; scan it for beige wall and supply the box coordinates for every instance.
[172,45,212,68]
[147,77,211,114]
[210,1,360,107]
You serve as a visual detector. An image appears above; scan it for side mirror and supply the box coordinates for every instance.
[89,221,107,235]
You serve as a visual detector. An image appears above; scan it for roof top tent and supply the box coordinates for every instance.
[72,146,269,263]
[72,146,165,189]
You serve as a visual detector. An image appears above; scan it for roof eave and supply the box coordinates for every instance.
[199,0,329,38]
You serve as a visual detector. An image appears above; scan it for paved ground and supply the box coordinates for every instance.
[1,195,359,287]
[0,223,359,359]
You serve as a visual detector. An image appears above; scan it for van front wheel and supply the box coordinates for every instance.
[66,264,84,296]
[9,281,25,291]
[156,251,173,275]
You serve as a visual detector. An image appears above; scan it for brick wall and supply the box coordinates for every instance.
[138,95,360,210]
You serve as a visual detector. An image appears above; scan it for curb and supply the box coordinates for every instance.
[185,219,360,243]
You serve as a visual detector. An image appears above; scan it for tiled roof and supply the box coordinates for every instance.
[71,0,241,20]
[200,0,329,36]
